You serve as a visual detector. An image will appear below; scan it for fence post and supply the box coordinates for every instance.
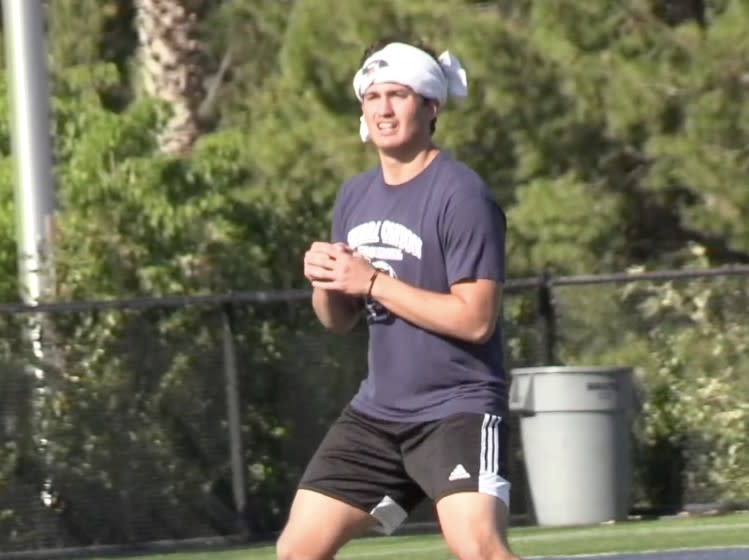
[537,269,557,364]
[221,303,248,535]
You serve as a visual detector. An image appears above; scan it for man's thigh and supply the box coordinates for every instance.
[298,406,425,535]
[276,489,375,560]
[403,411,511,506]
[436,492,519,560]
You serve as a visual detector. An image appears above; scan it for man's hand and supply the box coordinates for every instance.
[303,241,374,296]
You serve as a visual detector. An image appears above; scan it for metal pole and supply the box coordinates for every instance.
[2,1,56,534]
[221,304,248,533]
[537,269,557,365]
[2,0,56,304]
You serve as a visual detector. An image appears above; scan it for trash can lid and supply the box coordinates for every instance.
[511,365,632,376]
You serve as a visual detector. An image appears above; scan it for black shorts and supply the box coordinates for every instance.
[299,405,511,534]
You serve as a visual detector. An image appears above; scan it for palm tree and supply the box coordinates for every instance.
[135,0,210,155]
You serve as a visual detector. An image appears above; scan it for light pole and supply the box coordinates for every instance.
[3,0,56,304]
[2,0,56,507]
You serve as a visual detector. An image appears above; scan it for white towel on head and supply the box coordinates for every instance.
[352,42,468,142]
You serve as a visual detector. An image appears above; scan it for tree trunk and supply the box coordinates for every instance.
[135,0,208,155]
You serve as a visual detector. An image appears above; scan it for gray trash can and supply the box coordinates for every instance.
[509,366,635,526]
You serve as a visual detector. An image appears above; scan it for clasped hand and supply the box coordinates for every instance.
[303,241,375,296]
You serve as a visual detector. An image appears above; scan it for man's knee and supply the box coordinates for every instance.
[276,531,324,560]
[275,531,298,560]
[447,537,520,560]
[443,527,514,560]
[447,537,490,560]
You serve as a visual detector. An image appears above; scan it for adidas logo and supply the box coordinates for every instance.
[448,464,471,481]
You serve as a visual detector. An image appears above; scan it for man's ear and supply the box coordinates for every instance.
[430,99,441,117]
[422,97,440,116]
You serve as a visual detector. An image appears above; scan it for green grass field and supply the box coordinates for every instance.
[89,511,749,559]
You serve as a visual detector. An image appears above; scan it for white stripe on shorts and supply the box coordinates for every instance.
[479,413,511,507]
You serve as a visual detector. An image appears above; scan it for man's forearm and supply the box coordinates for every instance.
[368,274,499,343]
[312,287,362,333]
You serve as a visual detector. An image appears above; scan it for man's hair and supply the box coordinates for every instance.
[359,33,439,135]
[359,33,439,66]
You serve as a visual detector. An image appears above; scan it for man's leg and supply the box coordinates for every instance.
[276,488,376,560]
[436,492,520,560]
[277,406,424,559]
[403,412,520,559]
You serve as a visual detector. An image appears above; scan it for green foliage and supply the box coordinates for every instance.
[0,72,19,300]
[0,160,18,299]
[507,173,625,273]
[46,0,107,68]
[200,0,295,124]
[625,262,749,503]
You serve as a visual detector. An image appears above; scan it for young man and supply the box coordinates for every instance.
[277,36,520,560]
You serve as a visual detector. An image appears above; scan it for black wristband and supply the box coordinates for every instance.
[367,269,379,297]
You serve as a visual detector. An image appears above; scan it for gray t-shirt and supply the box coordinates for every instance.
[332,150,506,422]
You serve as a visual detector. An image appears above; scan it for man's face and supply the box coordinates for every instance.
[361,82,436,153]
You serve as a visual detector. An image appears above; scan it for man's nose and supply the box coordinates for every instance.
[376,96,394,115]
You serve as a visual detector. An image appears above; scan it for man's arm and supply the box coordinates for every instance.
[369,274,501,344]
[310,249,501,343]
[311,288,362,334]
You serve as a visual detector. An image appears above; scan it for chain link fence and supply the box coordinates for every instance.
[1,266,748,557]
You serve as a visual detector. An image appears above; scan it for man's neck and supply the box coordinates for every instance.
[379,143,440,186]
